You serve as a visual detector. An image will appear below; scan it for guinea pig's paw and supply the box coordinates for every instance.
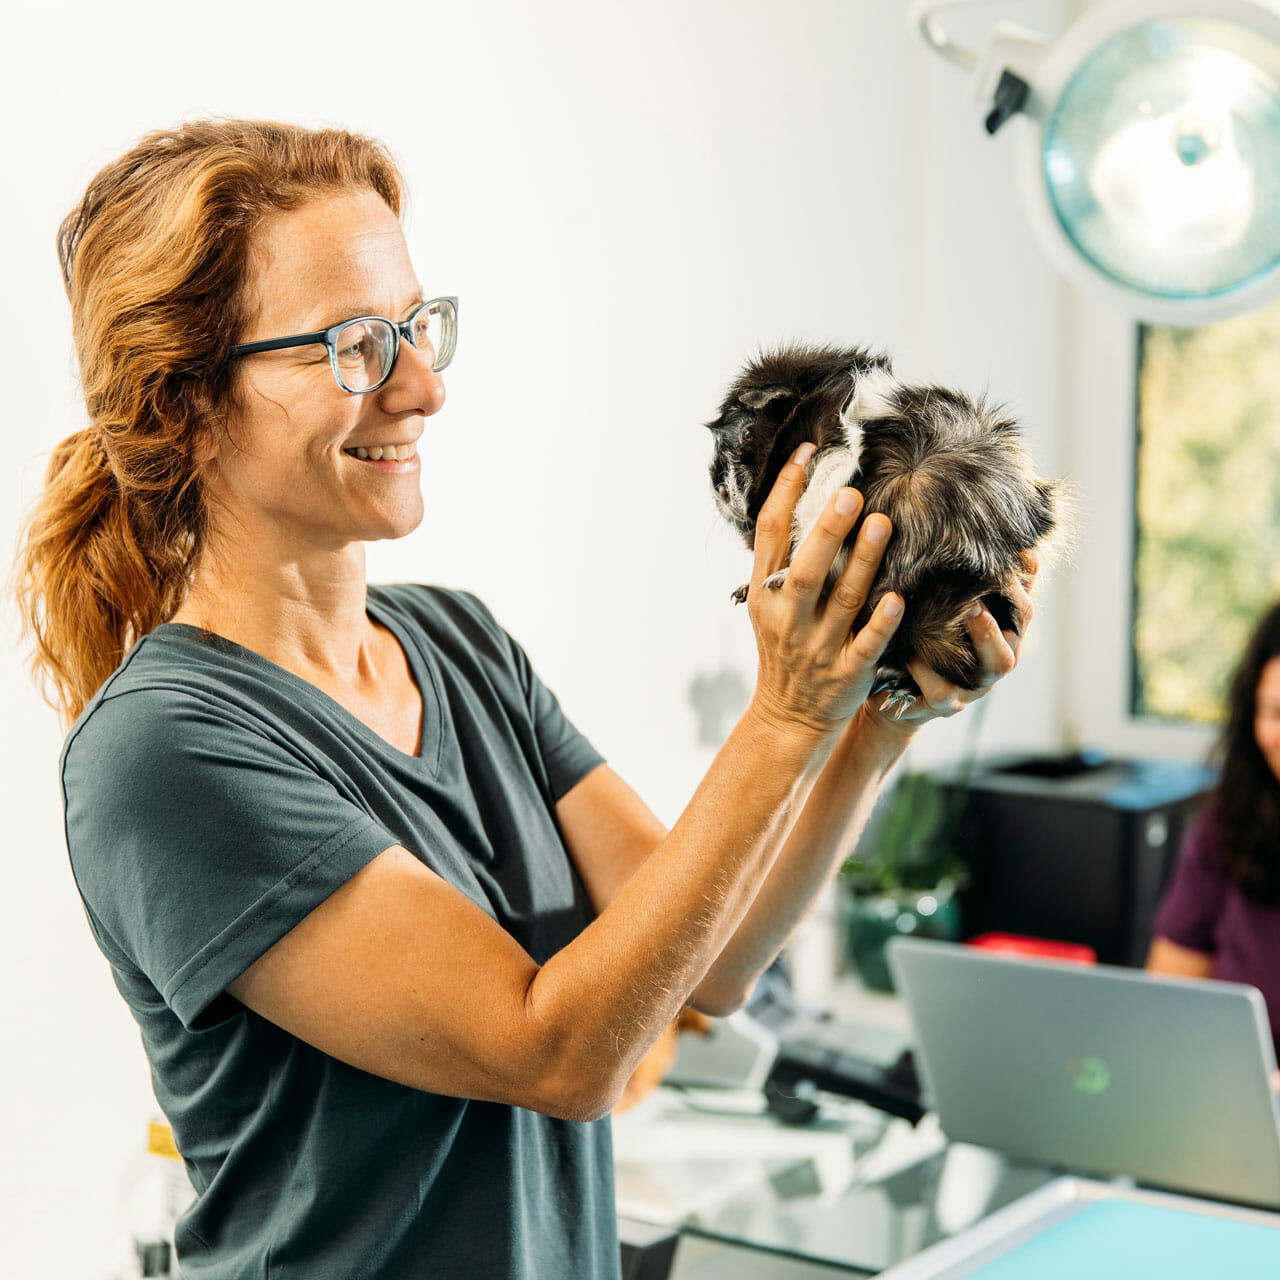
[870,667,921,719]
[762,569,788,592]
[730,583,750,605]
[879,687,918,719]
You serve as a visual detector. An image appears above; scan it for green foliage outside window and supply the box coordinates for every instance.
[1134,299,1280,722]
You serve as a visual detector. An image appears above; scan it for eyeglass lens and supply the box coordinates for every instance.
[331,303,452,393]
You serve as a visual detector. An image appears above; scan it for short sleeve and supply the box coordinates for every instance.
[446,590,604,801]
[505,638,603,800]
[62,688,397,1028]
[1152,808,1228,955]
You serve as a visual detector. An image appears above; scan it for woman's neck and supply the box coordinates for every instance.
[171,539,377,685]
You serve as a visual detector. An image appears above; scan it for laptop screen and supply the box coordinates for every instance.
[888,937,1280,1208]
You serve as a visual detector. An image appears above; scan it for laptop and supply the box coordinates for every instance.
[887,936,1280,1209]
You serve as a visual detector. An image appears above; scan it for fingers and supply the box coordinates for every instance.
[751,443,815,588]
[846,591,906,671]
[815,511,893,640]
[1003,574,1035,648]
[965,578,1034,679]
[906,596,1021,720]
[1018,547,1041,587]
[963,602,1019,684]
[783,486,866,600]
[903,660,968,719]
[900,590,1031,722]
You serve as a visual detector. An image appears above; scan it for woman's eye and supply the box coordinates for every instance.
[337,336,372,362]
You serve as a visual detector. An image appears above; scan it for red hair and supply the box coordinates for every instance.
[14,119,405,724]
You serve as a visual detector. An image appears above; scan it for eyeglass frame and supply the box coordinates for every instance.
[226,295,458,394]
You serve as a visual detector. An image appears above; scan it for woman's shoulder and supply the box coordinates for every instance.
[369,583,513,651]
[64,631,214,744]
[370,582,494,621]
[1181,802,1230,873]
[61,627,307,776]
[369,585,546,702]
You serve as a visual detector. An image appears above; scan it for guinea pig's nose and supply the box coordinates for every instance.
[716,483,730,503]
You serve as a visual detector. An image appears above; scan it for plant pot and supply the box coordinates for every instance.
[840,882,962,992]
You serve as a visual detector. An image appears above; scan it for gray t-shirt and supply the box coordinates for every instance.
[62,584,617,1279]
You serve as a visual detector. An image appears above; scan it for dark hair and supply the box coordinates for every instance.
[13,119,405,725]
[1214,599,1280,902]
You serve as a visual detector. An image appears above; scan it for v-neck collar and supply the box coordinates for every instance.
[153,589,444,772]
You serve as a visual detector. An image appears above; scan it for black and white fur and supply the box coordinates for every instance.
[707,345,1063,715]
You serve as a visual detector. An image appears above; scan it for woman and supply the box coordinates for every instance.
[1148,601,1280,1057]
[14,120,1030,1278]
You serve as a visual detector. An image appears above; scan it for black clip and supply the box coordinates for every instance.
[985,69,1030,136]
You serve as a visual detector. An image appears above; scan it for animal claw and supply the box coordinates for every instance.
[879,687,918,719]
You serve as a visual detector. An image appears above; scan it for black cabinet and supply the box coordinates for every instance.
[945,754,1217,966]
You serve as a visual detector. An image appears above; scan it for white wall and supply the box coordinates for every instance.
[1,1,1069,1273]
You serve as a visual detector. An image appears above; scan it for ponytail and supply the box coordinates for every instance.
[15,425,196,724]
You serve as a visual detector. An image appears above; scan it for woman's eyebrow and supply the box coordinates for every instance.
[306,294,428,330]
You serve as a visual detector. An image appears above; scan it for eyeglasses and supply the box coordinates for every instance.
[227,296,458,394]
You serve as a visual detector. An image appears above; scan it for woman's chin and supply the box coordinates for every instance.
[368,497,426,543]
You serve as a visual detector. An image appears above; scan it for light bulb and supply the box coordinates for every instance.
[1041,16,1280,302]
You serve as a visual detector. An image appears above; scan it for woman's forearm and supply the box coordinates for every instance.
[688,703,914,1013]
[523,702,839,1112]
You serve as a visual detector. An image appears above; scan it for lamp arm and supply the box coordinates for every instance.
[907,0,985,71]
[909,1,1051,81]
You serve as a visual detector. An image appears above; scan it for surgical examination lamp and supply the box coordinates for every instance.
[909,0,1280,323]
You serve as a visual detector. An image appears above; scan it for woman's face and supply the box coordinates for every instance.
[208,188,444,554]
[1255,656,1280,781]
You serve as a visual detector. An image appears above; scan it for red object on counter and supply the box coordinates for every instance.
[967,932,1097,965]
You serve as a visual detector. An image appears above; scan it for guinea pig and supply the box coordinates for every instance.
[706,344,1065,715]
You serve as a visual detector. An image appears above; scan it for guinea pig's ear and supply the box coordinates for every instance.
[740,386,793,410]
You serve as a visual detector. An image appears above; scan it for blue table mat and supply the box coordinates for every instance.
[968,1199,1280,1279]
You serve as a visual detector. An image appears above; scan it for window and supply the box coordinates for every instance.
[1133,299,1280,722]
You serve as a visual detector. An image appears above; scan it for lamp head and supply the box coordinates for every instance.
[917,0,1280,323]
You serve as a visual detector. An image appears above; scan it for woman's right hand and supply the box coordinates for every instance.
[745,443,905,738]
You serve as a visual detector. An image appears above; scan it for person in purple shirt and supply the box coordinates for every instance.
[1148,600,1280,1059]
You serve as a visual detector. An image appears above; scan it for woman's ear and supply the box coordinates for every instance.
[184,396,236,478]
[187,425,218,469]
[182,402,227,472]
[183,377,236,470]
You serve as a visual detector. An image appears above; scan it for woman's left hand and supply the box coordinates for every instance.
[864,555,1038,733]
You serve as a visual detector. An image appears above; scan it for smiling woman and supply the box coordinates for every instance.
[12,118,1031,1280]
[1148,600,1280,1061]
[169,189,443,580]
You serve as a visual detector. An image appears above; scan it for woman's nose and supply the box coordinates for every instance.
[381,340,446,415]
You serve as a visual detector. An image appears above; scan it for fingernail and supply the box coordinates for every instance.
[834,488,858,516]
[969,601,983,618]
[883,595,903,618]
[864,516,889,544]
[793,442,816,467]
